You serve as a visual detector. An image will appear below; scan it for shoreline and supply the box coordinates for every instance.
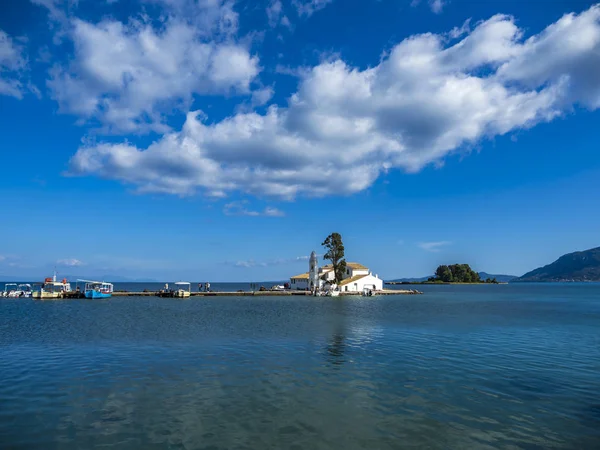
[59,289,423,298]
[385,281,509,286]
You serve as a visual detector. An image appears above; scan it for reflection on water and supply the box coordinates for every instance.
[325,333,346,366]
[324,299,347,367]
[1,284,600,449]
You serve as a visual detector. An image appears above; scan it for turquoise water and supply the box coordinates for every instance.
[1,284,600,449]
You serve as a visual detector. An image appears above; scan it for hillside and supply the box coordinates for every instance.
[515,247,600,282]
[388,272,515,283]
[478,272,517,283]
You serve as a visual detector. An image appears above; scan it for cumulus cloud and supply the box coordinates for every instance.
[69,5,600,198]
[223,201,285,216]
[45,1,259,132]
[293,0,334,17]
[56,258,85,266]
[0,30,28,98]
[418,241,452,252]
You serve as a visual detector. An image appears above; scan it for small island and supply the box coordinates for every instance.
[387,264,502,285]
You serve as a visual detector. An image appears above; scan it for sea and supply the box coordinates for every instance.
[1,283,599,449]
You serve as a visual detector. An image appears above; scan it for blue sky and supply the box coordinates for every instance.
[1,0,599,281]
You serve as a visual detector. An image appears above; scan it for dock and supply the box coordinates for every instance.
[62,289,422,299]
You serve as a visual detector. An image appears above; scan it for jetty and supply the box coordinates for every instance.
[61,289,422,299]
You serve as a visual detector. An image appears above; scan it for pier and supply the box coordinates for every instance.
[62,289,422,299]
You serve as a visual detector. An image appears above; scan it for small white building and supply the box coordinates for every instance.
[290,252,383,293]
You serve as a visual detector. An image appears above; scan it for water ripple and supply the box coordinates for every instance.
[1,286,600,448]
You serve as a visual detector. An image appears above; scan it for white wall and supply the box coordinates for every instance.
[341,275,383,292]
[290,278,309,290]
[349,268,369,278]
[320,269,335,281]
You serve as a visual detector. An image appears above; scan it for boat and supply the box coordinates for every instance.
[80,280,113,299]
[173,282,191,298]
[325,284,340,297]
[2,283,18,298]
[32,275,72,299]
[12,284,32,298]
[362,287,375,297]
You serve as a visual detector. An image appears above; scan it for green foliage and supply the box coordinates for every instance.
[322,232,347,284]
[433,263,481,283]
[435,265,453,282]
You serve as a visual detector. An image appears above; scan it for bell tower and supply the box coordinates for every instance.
[309,251,319,292]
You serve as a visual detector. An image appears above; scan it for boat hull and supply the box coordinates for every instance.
[32,291,62,299]
[85,291,112,299]
[173,289,190,298]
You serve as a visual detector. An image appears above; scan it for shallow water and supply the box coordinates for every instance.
[1,284,600,449]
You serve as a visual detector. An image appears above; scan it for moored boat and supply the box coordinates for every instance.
[81,280,113,299]
[173,282,191,298]
[32,275,72,299]
[13,284,33,298]
[2,283,18,298]
[325,284,340,297]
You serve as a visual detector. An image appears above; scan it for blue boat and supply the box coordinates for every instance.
[81,281,114,299]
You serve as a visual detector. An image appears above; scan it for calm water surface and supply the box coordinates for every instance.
[1,284,600,449]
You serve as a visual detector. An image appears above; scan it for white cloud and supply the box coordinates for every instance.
[267,0,293,29]
[0,30,27,98]
[230,254,314,268]
[56,258,85,266]
[263,206,285,217]
[293,0,334,17]
[0,255,6,262]
[46,1,259,133]
[69,5,600,199]
[449,19,471,39]
[281,16,292,29]
[233,259,267,268]
[418,241,451,252]
[267,0,283,27]
[251,86,274,107]
[429,0,445,14]
[223,201,285,217]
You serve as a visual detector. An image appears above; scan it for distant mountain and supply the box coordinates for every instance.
[478,272,517,283]
[388,272,516,283]
[514,246,600,282]
[387,276,431,283]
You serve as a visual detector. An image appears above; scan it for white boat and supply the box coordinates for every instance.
[2,283,18,298]
[32,274,72,299]
[10,284,33,298]
[325,284,340,297]
[362,287,375,297]
[173,282,191,298]
[271,285,286,291]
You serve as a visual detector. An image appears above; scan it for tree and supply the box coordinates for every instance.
[435,265,453,282]
[434,263,480,283]
[322,232,347,284]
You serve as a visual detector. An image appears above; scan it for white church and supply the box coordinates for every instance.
[290,251,383,293]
